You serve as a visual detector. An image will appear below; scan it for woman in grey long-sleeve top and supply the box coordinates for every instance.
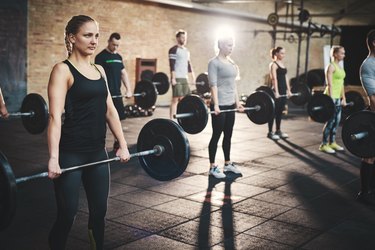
[207,35,244,179]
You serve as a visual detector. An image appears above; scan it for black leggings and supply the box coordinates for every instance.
[268,97,287,132]
[49,149,110,250]
[208,104,236,163]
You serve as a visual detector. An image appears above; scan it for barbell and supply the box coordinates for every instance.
[341,110,375,158]
[0,93,49,134]
[0,118,190,231]
[256,84,311,106]
[173,91,275,134]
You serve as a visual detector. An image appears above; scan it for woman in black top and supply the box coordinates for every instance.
[267,47,291,140]
[47,15,130,250]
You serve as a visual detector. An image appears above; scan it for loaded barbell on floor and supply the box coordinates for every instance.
[173,91,275,134]
[256,84,311,106]
[341,110,375,158]
[0,93,48,134]
[0,118,190,231]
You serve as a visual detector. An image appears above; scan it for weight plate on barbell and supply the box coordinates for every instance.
[307,93,335,123]
[134,80,157,110]
[0,151,17,231]
[20,93,49,134]
[256,86,275,99]
[195,73,210,95]
[342,91,366,122]
[137,119,190,181]
[342,110,375,158]
[245,91,275,125]
[140,69,154,82]
[152,72,170,95]
[290,84,311,106]
[177,95,208,134]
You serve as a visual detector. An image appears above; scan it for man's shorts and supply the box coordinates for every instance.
[172,78,191,97]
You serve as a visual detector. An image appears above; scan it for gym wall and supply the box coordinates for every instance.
[24,0,350,106]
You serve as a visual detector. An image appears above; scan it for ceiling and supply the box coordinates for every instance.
[191,0,375,24]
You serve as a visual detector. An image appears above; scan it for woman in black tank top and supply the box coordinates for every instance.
[267,47,291,140]
[47,15,130,250]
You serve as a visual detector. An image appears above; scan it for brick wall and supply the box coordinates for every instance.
[28,0,338,105]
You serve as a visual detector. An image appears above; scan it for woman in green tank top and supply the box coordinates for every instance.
[319,46,347,154]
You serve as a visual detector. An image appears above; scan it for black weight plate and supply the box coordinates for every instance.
[290,84,311,106]
[342,91,366,121]
[177,95,208,134]
[140,69,154,82]
[307,93,334,123]
[245,91,275,124]
[256,86,275,99]
[20,93,49,134]
[0,151,17,231]
[137,119,190,181]
[195,73,210,95]
[134,80,157,110]
[152,72,170,95]
[342,110,375,158]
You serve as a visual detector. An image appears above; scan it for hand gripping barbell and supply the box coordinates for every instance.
[0,93,49,134]
[0,118,190,231]
[341,110,375,158]
[173,91,275,134]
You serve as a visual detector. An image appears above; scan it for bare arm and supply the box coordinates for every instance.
[369,94,375,111]
[47,63,69,179]
[0,87,9,118]
[121,68,132,98]
[326,64,335,97]
[98,66,130,162]
[210,86,220,114]
[270,63,279,98]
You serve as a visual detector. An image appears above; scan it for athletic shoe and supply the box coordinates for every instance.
[209,166,226,179]
[275,130,289,139]
[224,163,242,174]
[267,132,280,140]
[329,142,344,151]
[319,144,335,154]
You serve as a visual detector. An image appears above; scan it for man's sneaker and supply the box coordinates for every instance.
[209,166,226,179]
[329,142,344,151]
[267,132,280,140]
[224,163,242,174]
[319,144,335,154]
[275,130,289,139]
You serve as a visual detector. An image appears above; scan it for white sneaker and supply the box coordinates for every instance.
[209,166,226,179]
[275,130,289,139]
[267,132,280,140]
[224,163,242,174]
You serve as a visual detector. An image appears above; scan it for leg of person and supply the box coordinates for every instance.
[328,100,344,151]
[267,99,280,140]
[275,97,288,139]
[208,107,226,179]
[222,105,241,175]
[82,149,110,250]
[49,151,85,250]
[319,115,336,154]
[357,158,375,205]
[170,83,182,119]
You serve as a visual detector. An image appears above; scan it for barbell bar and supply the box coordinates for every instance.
[173,91,275,134]
[0,118,190,231]
[0,93,49,134]
[341,110,375,158]
[256,84,311,106]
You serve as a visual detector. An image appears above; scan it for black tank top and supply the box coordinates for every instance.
[274,62,287,95]
[60,60,108,152]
